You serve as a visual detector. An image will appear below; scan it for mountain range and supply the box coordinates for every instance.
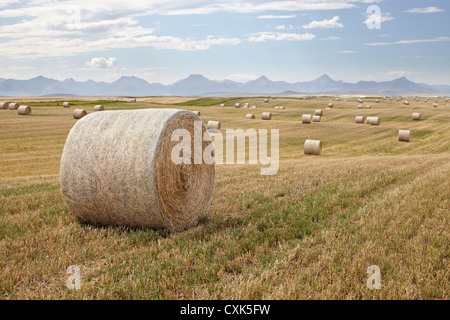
[0,74,449,97]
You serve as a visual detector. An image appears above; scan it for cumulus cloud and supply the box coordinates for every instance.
[248,32,315,42]
[302,16,343,29]
[86,57,117,69]
[406,7,445,14]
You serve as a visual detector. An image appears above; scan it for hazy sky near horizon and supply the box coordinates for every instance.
[0,0,449,85]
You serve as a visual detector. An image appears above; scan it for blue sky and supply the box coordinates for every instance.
[0,0,449,85]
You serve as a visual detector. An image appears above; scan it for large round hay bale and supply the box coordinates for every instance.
[192,111,201,117]
[404,101,410,105]
[367,117,381,126]
[312,115,321,122]
[315,110,323,116]
[235,103,241,108]
[302,114,312,124]
[328,103,333,108]
[365,105,372,109]
[262,112,272,120]
[220,104,225,107]
[17,106,31,115]
[251,105,257,109]
[358,105,363,109]
[433,103,438,108]
[0,102,8,109]
[63,102,71,108]
[130,99,137,103]
[376,99,380,103]
[398,130,410,142]
[244,103,249,108]
[94,105,104,112]
[304,140,322,155]
[8,103,19,110]
[336,98,340,101]
[73,109,87,119]
[246,114,255,120]
[412,113,421,120]
[60,109,215,231]
[264,98,269,103]
[355,116,365,124]
[207,121,221,131]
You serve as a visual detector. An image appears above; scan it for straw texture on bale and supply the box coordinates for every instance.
[73,109,87,119]
[355,116,365,124]
[0,102,8,109]
[398,130,410,142]
[94,105,104,112]
[63,102,71,108]
[367,117,381,126]
[302,114,312,124]
[9,103,19,110]
[207,121,220,131]
[246,114,255,120]
[304,140,322,156]
[60,109,215,231]
[412,113,421,120]
[312,115,321,122]
[17,106,31,115]
[315,110,323,116]
[262,112,272,120]
[235,103,241,108]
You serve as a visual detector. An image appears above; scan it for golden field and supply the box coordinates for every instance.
[0,96,448,299]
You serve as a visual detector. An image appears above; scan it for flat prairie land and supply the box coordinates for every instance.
[0,97,448,299]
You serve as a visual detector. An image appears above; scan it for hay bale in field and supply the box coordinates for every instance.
[367,117,381,126]
[94,105,104,112]
[73,109,87,119]
[404,101,410,105]
[412,113,421,120]
[326,107,331,110]
[433,103,438,108]
[304,140,322,156]
[376,99,380,103]
[60,109,215,231]
[244,103,249,108]
[336,98,340,101]
[315,110,323,116]
[312,115,321,122]
[192,111,201,117]
[302,114,312,124]
[235,103,241,108]
[251,105,257,109]
[264,98,269,103]
[275,106,285,110]
[358,105,363,109]
[355,116,365,124]
[328,103,333,108]
[357,99,363,103]
[0,102,8,109]
[262,112,272,120]
[246,114,255,120]
[207,121,221,131]
[220,104,225,107]
[17,106,31,115]
[365,105,371,109]
[130,99,137,103]
[8,103,19,110]
[63,102,71,108]
[398,130,410,142]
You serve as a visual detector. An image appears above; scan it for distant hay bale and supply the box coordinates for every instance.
[264,98,269,103]
[73,109,87,119]
[404,101,410,105]
[365,105,371,109]
[244,103,249,108]
[424,99,428,103]
[376,99,380,103]
[8,103,19,110]
[130,99,137,103]
[246,114,255,120]
[192,111,201,117]
[412,113,421,120]
[262,112,272,120]
[315,109,323,116]
[94,105,104,112]
[251,105,257,109]
[328,103,333,108]
[355,116,365,124]
[312,115,321,122]
[336,98,340,101]
[367,117,381,126]
[357,99,363,103]
[272,96,277,99]
[304,140,322,156]
[207,121,221,131]
[398,130,410,142]
[275,106,285,110]
[220,104,225,107]
[326,107,331,110]
[60,109,215,231]
[302,114,312,124]
[234,103,241,108]
[0,102,8,109]
[17,106,31,115]
[63,102,71,108]
[433,103,438,108]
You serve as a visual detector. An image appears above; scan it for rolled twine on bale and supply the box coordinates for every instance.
[9,103,19,110]
[262,112,272,120]
[304,140,322,155]
[73,109,87,119]
[315,110,323,116]
[398,130,411,142]
[302,114,312,124]
[312,115,321,122]
[17,106,31,115]
[60,109,215,231]
[246,114,255,119]
[367,117,381,126]
[94,105,104,112]
[355,116,365,124]
[0,102,8,109]
[412,113,421,120]
[63,102,71,108]
[206,120,220,131]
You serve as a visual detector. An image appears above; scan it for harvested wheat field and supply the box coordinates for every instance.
[0,96,449,300]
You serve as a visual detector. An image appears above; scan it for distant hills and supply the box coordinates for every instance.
[0,74,448,97]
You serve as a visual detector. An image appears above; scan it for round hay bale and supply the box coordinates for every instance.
[367,117,381,126]
[94,105,104,112]
[302,114,312,124]
[358,105,363,109]
[336,98,340,101]
[404,101,410,105]
[355,116,365,124]
[433,103,438,108]
[234,103,241,108]
[262,112,272,120]
[63,102,71,108]
[264,98,269,103]
[251,105,257,109]
[192,111,201,117]
[376,99,380,103]
[207,121,221,131]
[60,109,215,231]
[315,110,323,116]
[73,109,87,119]
[412,113,421,120]
[8,103,19,110]
[220,104,225,107]
[398,130,410,142]
[246,114,255,120]
[0,102,8,109]
[244,103,249,108]
[304,140,322,156]
[17,106,31,115]
[328,103,333,108]
[312,115,321,122]
[365,105,372,109]
[326,107,331,110]
[130,99,137,103]
[357,99,363,103]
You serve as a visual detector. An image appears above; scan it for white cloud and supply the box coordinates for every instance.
[258,15,297,19]
[226,73,259,82]
[86,57,117,69]
[406,7,445,14]
[247,32,316,43]
[384,70,420,80]
[338,50,355,53]
[275,24,297,30]
[321,36,341,41]
[366,37,450,46]
[363,12,394,25]
[303,16,343,29]
[0,0,20,7]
